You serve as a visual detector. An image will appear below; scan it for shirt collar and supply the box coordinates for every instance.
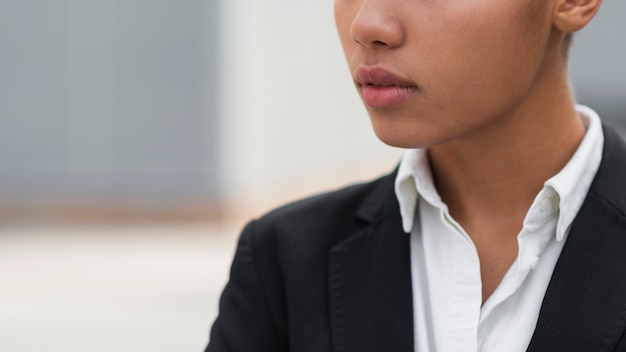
[394,104,604,238]
[542,104,604,241]
[394,147,433,233]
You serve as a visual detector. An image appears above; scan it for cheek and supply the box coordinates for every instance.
[423,13,546,112]
[334,1,355,53]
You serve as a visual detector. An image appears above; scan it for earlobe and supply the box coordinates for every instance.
[554,0,603,33]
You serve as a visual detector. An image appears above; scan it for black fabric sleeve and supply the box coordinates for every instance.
[205,221,288,352]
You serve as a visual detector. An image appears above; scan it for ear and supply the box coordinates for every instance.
[554,0,602,33]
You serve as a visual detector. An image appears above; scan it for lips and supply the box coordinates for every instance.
[355,66,418,108]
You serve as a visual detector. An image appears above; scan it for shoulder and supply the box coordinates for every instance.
[591,124,626,217]
[257,170,395,235]
[241,169,398,260]
[263,172,391,226]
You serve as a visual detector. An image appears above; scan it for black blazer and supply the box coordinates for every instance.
[207,125,626,352]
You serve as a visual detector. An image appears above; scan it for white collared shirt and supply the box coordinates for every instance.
[394,105,604,352]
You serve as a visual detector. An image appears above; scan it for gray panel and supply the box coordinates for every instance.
[0,0,221,204]
[0,1,68,179]
[114,0,213,198]
[570,1,626,128]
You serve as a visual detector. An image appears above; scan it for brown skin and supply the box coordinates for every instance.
[335,0,603,303]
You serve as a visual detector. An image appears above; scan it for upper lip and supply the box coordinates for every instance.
[355,66,416,88]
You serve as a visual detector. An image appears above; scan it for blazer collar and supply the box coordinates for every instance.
[327,125,626,352]
[528,125,626,351]
[328,169,414,352]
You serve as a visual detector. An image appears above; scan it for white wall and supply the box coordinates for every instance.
[218,0,401,218]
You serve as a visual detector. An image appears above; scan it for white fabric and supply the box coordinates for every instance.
[394,105,604,352]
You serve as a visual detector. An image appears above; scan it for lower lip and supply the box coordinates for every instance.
[360,85,417,108]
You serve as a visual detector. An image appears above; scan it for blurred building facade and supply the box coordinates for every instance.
[0,0,221,221]
[0,0,624,222]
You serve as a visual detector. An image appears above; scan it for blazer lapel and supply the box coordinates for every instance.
[326,126,626,352]
[328,172,414,352]
[528,126,626,351]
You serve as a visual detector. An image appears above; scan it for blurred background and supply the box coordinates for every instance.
[0,1,624,351]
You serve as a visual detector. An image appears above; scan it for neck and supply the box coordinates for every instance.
[428,69,585,229]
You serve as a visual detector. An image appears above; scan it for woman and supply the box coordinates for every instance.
[207,0,626,351]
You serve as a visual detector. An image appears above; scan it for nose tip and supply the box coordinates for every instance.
[349,6,405,49]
